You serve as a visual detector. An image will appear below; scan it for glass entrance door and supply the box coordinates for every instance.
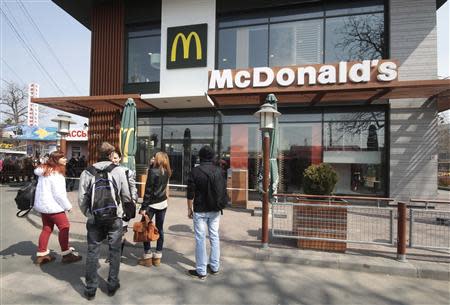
[163,140,213,185]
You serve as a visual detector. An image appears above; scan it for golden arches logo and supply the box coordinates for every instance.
[170,32,202,62]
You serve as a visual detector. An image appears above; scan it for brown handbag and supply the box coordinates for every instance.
[133,215,160,242]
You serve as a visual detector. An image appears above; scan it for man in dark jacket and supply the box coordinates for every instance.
[186,145,225,280]
[66,155,77,191]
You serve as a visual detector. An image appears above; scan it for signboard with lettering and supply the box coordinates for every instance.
[66,129,88,141]
[208,60,398,92]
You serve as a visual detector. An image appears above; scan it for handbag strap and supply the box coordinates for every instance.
[141,214,151,224]
[16,208,32,218]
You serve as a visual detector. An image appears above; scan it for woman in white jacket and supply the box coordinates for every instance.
[34,150,82,265]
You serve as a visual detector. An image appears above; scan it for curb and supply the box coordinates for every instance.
[221,248,450,282]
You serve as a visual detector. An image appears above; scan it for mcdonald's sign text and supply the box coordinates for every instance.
[167,23,207,69]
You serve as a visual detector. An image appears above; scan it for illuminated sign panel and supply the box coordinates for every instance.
[167,23,207,69]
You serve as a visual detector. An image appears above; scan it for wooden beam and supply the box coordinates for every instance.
[104,99,124,109]
[310,92,326,106]
[67,101,94,111]
[139,99,158,110]
[365,88,391,105]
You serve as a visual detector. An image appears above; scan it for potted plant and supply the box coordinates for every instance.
[293,163,347,252]
[303,163,338,195]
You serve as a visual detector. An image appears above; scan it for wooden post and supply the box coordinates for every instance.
[397,201,407,262]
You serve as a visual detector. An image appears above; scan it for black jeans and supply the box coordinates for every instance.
[85,218,123,294]
[143,207,166,253]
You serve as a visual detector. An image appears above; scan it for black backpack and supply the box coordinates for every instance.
[198,166,228,212]
[87,164,120,225]
[15,180,37,217]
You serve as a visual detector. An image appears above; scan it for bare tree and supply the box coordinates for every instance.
[1,82,28,125]
[334,14,385,61]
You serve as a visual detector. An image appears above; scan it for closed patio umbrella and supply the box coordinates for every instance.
[120,98,137,171]
[183,128,192,184]
[267,94,280,202]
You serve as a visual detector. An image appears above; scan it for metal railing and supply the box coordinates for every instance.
[272,194,396,246]
[271,194,450,259]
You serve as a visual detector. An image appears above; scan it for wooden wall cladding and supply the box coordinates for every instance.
[90,0,124,96]
[88,110,121,164]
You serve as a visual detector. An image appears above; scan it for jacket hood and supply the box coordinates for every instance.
[34,167,45,176]
[92,161,114,170]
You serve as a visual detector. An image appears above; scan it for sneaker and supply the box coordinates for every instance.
[187,269,207,280]
[84,291,96,301]
[207,264,219,275]
[107,284,120,297]
[34,254,56,265]
[62,252,82,264]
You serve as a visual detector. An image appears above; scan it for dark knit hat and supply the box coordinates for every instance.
[199,145,214,161]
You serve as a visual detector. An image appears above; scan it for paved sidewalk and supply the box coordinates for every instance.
[21,190,450,282]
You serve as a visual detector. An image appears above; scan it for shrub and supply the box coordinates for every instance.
[303,163,338,195]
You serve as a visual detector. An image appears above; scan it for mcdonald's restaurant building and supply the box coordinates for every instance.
[35,0,450,201]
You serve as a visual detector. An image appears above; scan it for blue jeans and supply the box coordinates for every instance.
[143,207,166,253]
[193,211,220,276]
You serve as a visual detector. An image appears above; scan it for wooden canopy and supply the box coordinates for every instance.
[32,79,450,117]
[208,79,450,111]
[32,94,156,117]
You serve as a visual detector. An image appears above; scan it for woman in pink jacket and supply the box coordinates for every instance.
[34,150,82,265]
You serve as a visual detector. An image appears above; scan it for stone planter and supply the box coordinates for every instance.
[293,198,347,253]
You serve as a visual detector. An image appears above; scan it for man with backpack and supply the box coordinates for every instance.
[186,145,227,280]
[78,142,133,300]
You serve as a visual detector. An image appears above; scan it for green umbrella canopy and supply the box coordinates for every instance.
[120,98,137,171]
[267,94,280,202]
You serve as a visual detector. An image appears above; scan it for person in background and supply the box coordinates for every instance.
[66,154,78,192]
[33,150,82,265]
[138,152,171,267]
[40,153,49,165]
[109,150,137,258]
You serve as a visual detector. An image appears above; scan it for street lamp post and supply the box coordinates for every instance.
[51,114,76,156]
[254,94,281,248]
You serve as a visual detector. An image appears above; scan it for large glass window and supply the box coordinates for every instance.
[218,24,268,69]
[217,0,386,68]
[325,13,384,62]
[127,26,161,84]
[269,19,323,66]
[279,122,322,192]
[323,110,386,195]
[137,107,388,196]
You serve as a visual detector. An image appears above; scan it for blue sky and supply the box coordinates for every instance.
[1,0,90,127]
[1,0,449,127]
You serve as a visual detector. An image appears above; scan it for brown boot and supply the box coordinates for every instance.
[152,252,162,266]
[61,248,82,264]
[35,252,55,265]
[138,253,152,267]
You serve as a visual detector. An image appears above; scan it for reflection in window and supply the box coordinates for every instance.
[279,123,322,192]
[163,125,214,141]
[325,13,384,62]
[269,19,323,66]
[217,2,386,69]
[325,0,384,16]
[323,111,386,196]
[218,25,268,69]
[136,125,161,166]
[127,27,161,84]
